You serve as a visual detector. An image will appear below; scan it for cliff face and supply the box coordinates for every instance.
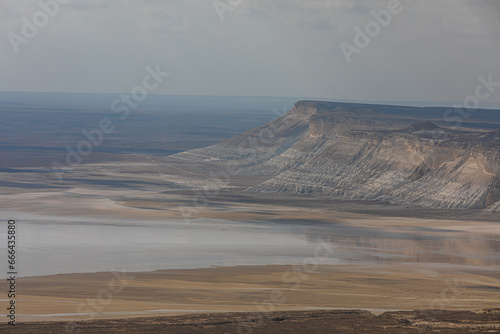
[169,101,500,210]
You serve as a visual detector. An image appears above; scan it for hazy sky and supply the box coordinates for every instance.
[1,0,499,103]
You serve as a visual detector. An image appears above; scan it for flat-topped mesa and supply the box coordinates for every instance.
[168,100,500,210]
[293,100,338,112]
[293,100,378,115]
[304,103,403,137]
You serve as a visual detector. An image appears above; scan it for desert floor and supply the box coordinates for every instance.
[1,171,499,332]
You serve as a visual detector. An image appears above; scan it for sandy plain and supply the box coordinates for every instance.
[10,263,500,323]
[0,180,499,324]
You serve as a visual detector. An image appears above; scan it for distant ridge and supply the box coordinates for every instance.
[481,130,500,140]
[404,120,441,132]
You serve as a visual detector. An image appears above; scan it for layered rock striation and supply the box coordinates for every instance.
[168,101,500,210]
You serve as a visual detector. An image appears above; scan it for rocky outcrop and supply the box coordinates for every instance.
[167,101,500,210]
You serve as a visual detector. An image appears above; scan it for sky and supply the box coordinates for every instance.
[1,0,499,103]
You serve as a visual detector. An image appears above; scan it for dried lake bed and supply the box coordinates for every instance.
[1,184,499,321]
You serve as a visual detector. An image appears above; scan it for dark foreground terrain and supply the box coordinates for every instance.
[3,309,500,334]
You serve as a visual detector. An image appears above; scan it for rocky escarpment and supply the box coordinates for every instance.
[167,101,500,210]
